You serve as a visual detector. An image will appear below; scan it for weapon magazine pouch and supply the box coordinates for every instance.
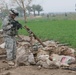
[11,20,22,30]
[10,27,18,36]
[9,20,22,36]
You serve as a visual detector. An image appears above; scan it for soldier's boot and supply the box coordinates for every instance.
[7,61,15,66]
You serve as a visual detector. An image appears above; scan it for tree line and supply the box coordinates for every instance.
[0,0,44,21]
[16,4,43,17]
[0,4,43,18]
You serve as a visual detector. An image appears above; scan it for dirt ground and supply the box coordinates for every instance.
[0,60,76,75]
[0,37,76,75]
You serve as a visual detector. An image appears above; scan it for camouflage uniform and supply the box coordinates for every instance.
[2,16,17,61]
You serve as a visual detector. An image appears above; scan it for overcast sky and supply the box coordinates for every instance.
[32,0,76,13]
[6,0,76,13]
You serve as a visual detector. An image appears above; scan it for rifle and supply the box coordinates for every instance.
[24,26,46,47]
[12,20,46,47]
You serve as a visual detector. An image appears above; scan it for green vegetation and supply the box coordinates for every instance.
[0,19,76,48]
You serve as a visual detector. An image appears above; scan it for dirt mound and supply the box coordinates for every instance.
[0,65,76,75]
[0,35,76,75]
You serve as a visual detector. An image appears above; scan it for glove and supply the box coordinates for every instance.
[11,20,22,30]
[16,23,22,30]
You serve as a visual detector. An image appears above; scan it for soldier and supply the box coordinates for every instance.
[2,9,19,66]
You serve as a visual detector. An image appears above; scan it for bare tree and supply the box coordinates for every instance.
[12,0,32,22]
[0,0,9,20]
[0,0,9,11]
[26,6,32,15]
[0,0,5,13]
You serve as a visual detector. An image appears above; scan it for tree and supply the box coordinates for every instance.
[75,4,76,11]
[32,5,36,16]
[12,0,32,22]
[1,9,9,17]
[0,0,9,20]
[16,7,24,17]
[0,0,9,11]
[31,4,43,16]
[0,0,5,10]
[36,5,43,16]
[26,6,32,15]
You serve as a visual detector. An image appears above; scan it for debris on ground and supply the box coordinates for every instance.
[0,33,76,70]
